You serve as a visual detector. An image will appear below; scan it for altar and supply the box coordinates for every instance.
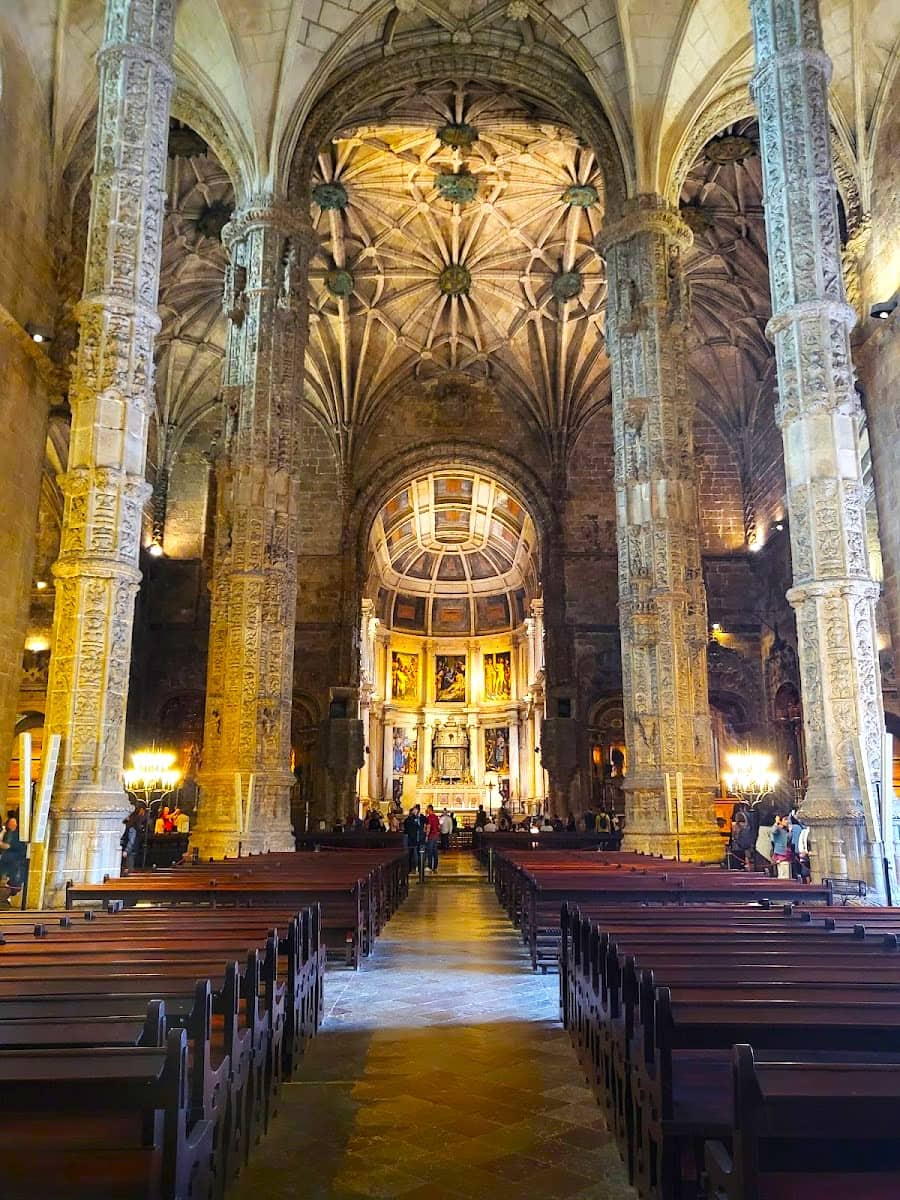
[417,718,488,816]
[416,784,486,817]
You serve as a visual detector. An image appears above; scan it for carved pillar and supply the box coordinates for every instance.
[382,722,394,805]
[368,702,383,800]
[419,721,434,785]
[193,197,317,857]
[600,196,720,860]
[508,719,521,803]
[749,0,887,886]
[42,0,175,901]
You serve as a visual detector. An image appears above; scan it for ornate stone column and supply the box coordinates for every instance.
[749,0,887,885]
[600,196,721,860]
[43,0,175,901]
[419,721,434,785]
[193,197,317,857]
[382,722,394,805]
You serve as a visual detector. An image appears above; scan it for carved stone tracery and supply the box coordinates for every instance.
[600,195,720,859]
[43,0,175,901]
[749,0,887,885]
[192,197,319,858]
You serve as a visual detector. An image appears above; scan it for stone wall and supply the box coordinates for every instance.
[0,332,49,801]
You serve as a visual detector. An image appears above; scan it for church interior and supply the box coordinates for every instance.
[0,0,899,1196]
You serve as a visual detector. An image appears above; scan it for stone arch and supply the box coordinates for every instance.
[351,437,557,600]
[666,86,863,236]
[285,45,629,217]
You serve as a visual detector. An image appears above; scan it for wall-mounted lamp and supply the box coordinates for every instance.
[871,292,898,321]
[711,622,723,633]
[24,635,51,653]
[25,325,53,344]
[147,541,164,558]
[774,522,784,532]
[35,580,48,590]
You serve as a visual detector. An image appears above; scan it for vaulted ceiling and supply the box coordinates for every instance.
[305,81,608,460]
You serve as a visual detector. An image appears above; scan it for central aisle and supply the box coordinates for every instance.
[231,853,631,1199]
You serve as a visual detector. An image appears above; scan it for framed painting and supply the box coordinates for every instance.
[435,654,467,703]
[484,650,511,700]
[391,651,419,702]
[484,727,510,773]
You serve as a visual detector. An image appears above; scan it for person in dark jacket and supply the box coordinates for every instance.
[0,816,26,889]
[403,805,425,870]
[120,815,139,874]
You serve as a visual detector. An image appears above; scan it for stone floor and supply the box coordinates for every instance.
[230,853,633,1199]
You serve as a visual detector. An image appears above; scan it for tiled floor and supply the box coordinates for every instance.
[231,853,633,1199]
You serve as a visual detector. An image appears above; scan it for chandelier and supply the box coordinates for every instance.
[723,751,779,801]
[124,750,182,794]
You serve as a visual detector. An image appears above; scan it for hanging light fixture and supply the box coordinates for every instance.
[124,749,182,794]
[723,751,779,803]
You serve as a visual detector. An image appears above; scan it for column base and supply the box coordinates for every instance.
[42,790,128,908]
[622,827,725,864]
[193,769,295,861]
[804,815,892,904]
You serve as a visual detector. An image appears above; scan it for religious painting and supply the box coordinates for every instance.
[435,654,467,703]
[392,729,418,776]
[391,651,419,703]
[483,651,511,700]
[392,593,426,631]
[475,594,510,632]
[432,598,469,634]
[485,727,510,774]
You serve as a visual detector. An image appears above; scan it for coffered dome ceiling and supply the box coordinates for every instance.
[369,470,538,637]
[305,80,608,458]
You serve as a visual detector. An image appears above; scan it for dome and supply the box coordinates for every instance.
[369,469,538,636]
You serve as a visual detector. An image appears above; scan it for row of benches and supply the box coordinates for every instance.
[67,847,410,968]
[489,849,832,971]
[6,847,413,1198]
[561,895,900,1198]
[0,901,324,1199]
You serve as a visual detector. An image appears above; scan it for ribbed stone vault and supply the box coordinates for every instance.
[305,81,609,455]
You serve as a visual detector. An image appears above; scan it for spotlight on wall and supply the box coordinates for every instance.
[871,292,898,321]
[25,325,53,344]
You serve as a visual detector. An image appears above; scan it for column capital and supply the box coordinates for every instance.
[597,194,693,255]
[222,194,319,255]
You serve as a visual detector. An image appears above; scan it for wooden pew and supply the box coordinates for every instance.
[0,1026,214,1200]
[704,1045,900,1200]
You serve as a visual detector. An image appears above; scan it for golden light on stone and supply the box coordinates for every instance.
[723,751,779,799]
[124,750,182,792]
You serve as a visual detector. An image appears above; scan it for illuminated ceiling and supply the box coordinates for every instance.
[306,80,608,458]
[369,470,539,636]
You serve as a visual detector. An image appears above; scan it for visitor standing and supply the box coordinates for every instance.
[424,804,441,871]
[474,805,488,831]
[439,808,453,851]
[403,805,425,871]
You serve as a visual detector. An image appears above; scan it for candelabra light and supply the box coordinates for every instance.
[723,750,779,803]
[124,750,182,794]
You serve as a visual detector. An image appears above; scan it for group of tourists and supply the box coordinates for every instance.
[728,802,810,880]
[120,802,190,874]
[402,803,444,871]
[470,805,621,835]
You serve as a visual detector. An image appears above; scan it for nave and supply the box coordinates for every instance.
[230,854,631,1200]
